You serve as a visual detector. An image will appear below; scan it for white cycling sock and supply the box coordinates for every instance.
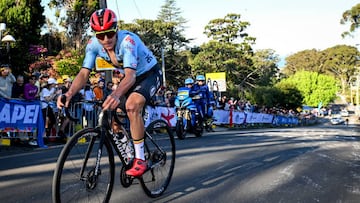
[134,139,145,160]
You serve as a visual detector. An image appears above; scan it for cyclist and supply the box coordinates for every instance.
[57,8,163,177]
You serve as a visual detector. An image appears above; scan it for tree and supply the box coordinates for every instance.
[0,0,45,73]
[247,86,282,109]
[157,0,188,51]
[283,49,325,75]
[120,18,190,88]
[191,13,257,97]
[322,45,359,94]
[341,3,360,38]
[204,13,254,44]
[275,83,303,110]
[250,49,280,86]
[48,0,98,49]
[156,0,190,87]
[191,40,251,97]
[278,71,339,107]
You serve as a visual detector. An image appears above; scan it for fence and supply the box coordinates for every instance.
[1,98,302,148]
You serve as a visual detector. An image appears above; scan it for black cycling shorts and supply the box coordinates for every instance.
[120,63,163,108]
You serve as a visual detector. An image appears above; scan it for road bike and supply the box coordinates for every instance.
[52,100,176,202]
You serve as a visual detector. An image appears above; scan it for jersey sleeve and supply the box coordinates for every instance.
[82,38,98,70]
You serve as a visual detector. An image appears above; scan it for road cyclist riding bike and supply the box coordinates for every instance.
[53,9,175,202]
[57,8,163,178]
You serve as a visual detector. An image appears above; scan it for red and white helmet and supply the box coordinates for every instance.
[90,8,117,32]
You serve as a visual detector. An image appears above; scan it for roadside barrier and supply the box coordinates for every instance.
[1,98,301,148]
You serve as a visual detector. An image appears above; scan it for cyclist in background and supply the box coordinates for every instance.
[57,8,163,177]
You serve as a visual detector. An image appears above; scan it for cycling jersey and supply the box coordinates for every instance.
[83,30,157,76]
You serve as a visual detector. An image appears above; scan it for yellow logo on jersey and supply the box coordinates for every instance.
[95,57,116,71]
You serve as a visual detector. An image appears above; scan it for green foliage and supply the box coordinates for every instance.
[278,71,339,107]
[251,49,280,86]
[48,0,98,49]
[246,86,282,108]
[341,3,360,38]
[53,49,83,77]
[283,45,359,95]
[120,0,190,88]
[283,49,325,75]
[0,0,45,69]
[322,45,358,93]
[204,13,252,44]
[275,83,303,110]
[247,84,303,110]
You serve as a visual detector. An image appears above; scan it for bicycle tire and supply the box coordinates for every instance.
[175,119,186,140]
[140,119,176,198]
[52,128,115,203]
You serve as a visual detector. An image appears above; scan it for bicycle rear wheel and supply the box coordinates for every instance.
[52,128,115,203]
[140,119,176,198]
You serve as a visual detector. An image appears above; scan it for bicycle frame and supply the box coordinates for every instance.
[77,108,166,181]
[78,110,131,179]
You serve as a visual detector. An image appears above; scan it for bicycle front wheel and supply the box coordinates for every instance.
[52,128,115,203]
[140,119,176,198]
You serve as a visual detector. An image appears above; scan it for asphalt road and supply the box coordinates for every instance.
[0,123,360,203]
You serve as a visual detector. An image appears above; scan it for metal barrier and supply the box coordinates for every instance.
[0,99,102,146]
[64,101,102,136]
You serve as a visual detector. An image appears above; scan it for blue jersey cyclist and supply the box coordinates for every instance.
[57,8,163,177]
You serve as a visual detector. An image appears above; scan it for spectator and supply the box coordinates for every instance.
[217,95,227,110]
[103,81,113,99]
[83,84,95,127]
[153,87,166,106]
[0,65,16,98]
[227,97,236,110]
[23,75,38,100]
[165,90,175,107]
[37,74,49,97]
[11,75,25,98]
[93,80,104,101]
[40,78,58,137]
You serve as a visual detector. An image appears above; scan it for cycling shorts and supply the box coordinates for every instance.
[119,63,163,109]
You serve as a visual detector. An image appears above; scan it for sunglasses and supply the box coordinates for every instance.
[95,29,117,40]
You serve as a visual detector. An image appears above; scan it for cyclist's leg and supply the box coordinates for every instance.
[126,64,162,177]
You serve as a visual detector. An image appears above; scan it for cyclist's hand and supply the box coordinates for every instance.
[103,94,120,110]
[57,94,71,109]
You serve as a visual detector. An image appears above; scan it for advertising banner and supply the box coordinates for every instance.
[205,72,226,92]
[0,98,46,148]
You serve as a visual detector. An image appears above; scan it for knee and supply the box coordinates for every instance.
[126,102,142,115]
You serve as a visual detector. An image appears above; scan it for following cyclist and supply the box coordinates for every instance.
[57,8,163,177]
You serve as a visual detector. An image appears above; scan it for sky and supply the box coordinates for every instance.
[107,0,359,58]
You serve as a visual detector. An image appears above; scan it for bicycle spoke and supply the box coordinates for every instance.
[53,129,115,203]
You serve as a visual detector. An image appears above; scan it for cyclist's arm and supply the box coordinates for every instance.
[58,68,90,108]
[102,68,136,110]
[111,68,136,98]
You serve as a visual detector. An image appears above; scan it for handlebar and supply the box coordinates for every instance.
[60,95,79,122]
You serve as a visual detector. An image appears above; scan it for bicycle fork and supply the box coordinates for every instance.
[79,113,108,189]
